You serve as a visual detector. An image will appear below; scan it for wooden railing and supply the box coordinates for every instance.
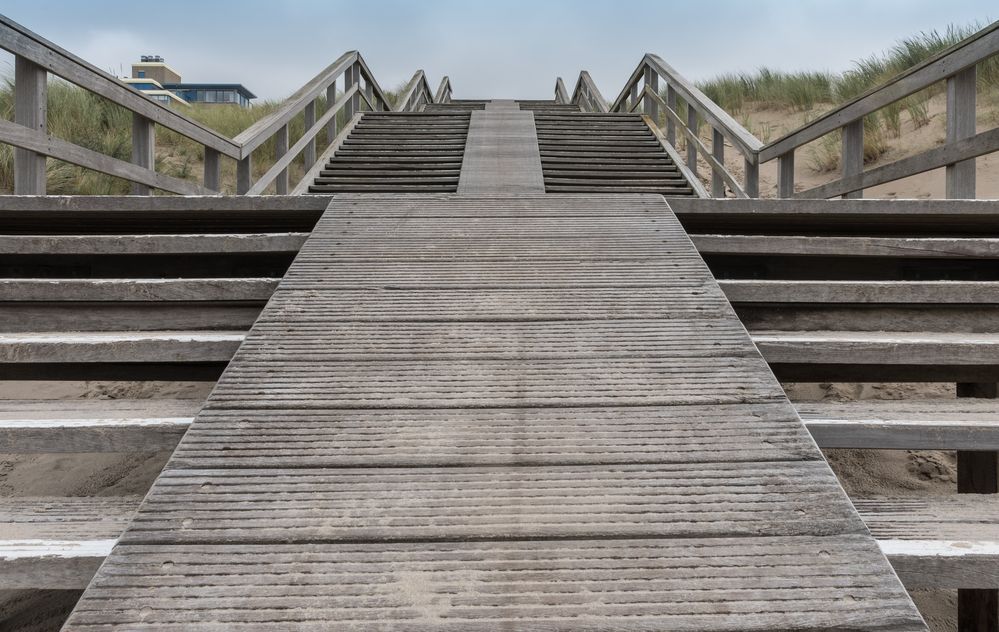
[761,20,999,199]
[435,77,453,104]
[568,72,610,113]
[0,14,451,195]
[557,20,999,199]
[610,55,763,198]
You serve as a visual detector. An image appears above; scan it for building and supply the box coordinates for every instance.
[125,55,256,107]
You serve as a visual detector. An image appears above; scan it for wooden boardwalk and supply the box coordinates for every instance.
[61,102,924,629]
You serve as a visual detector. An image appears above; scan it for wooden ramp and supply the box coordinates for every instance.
[63,193,923,630]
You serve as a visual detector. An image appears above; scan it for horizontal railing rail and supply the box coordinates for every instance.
[762,20,999,199]
[554,77,569,105]
[0,14,452,196]
[394,70,436,112]
[558,20,999,200]
[434,76,453,104]
[568,71,609,113]
[609,54,763,198]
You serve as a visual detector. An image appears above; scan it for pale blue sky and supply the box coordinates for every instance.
[2,1,995,101]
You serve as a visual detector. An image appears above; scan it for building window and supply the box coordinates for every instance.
[138,71,145,78]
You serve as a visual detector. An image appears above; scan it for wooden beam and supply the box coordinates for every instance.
[203,147,221,192]
[947,66,977,199]
[13,55,47,195]
[841,118,864,199]
[0,118,213,196]
[130,113,155,196]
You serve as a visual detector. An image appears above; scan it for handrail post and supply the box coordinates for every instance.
[711,128,725,197]
[203,148,221,192]
[946,66,977,198]
[236,155,252,195]
[13,56,47,195]
[629,82,639,113]
[665,85,677,146]
[365,79,375,111]
[777,151,795,198]
[644,67,658,123]
[685,104,698,174]
[841,119,864,199]
[326,80,339,143]
[303,99,317,168]
[274,123,289,194]
[744,158,759,198]
[130,113,155,195]
[345,62,361,118]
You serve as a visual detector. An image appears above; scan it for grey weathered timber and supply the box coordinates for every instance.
[273,123,289,194]
[203,147,221,192]
[303,99,317,167]
[13,54,46,195]
[841,118,864,199]
[0,118,214,196]
[130,113,155,196]
[947,66,977,198]
[777,151,795,197]
[759,21,999,163]
[64,194,923,631]
[858,496,999,590]
[0,496,139,590]
[797,399,999,450]
[0,399,196,453]
[457,101,545,193]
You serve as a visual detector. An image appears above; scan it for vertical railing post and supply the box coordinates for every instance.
[130,113,155,195]
[946,66,977,199]
[744,158,759,198]
[13,56,47,195]
[644,67,658,123]
[711,128,725,197]
[326,78,339,143]
[665,85,677,146]
[203,147,221,192]
[956,380,997,632]
[841,119,864,199]
[686,103,698,174]
[274,123,289,194]
[629,81,639,113]
[777,151,795,198]
[345,62,361,119]
[236,155,252,195]
[364,78,374,111]
[303,99,317,169]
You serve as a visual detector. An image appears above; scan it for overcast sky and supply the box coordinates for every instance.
[2,0,995,101]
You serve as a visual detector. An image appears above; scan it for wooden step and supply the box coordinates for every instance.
[858,496,999,590]
[0,398,197,452]
[0,496,140,589]
[796,398,999,450]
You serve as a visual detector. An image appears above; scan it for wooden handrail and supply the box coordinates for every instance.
[232,51,358,156]
[0,14,452,195]
[435,77,453,104]
[554,78,569,105]
[0,14,240,159]
[760,21,999,163]
[394,70,435,112]
[570,71,609,113]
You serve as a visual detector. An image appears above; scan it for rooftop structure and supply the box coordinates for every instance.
[128,55,256,107]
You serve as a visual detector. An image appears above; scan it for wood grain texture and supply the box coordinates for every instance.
[65,193,922,629]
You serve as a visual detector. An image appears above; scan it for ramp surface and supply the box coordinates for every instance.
[64,194,923,630]
[457,100,545,193]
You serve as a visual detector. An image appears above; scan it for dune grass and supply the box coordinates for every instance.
[0,74,409,194]
[694,21,999,171]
